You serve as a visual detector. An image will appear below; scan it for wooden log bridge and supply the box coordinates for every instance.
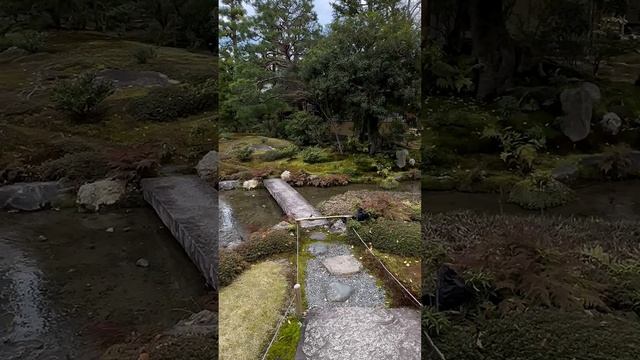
[141,176,217,288]
[262,178,328,228]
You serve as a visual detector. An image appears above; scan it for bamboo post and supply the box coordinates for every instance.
[294,283,303,317]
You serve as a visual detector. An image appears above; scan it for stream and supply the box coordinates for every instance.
[423,180,640,221]
[0,208,209,359]
[218,182,421,245]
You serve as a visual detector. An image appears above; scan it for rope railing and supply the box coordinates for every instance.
[351,228,423,308]
[260,291,295,360]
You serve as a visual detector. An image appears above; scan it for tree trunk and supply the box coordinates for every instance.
[469,0,516,100]
[367,117,381,155]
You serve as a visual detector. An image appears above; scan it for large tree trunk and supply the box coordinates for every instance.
[469,0,516,100]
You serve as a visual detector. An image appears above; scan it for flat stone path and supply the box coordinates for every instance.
[305,243,384,309]
[141,176,217,288]
[296,307,421,360]
[299,235,420,359]
[262,178,327,228]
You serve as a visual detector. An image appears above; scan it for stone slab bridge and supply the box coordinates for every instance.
[262,178,327,228]
[141,175,217,289]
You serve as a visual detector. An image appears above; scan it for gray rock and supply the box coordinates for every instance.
[551,163,579,182]
[297,307,421,360]
[136,258,149,268]
[395,149,409,169]
[243,179,259,190]
[308,243,328,256]
[272,221,293,231]
[250,144,275,152]
[1,46,28,57]
[326,282,354,302]
[105,227,115,233]
[76,179,126,211]
[329,220,346,234]
[559,86,595,142]
[0,182,62,211]
[281,170,292,181]
[581,82,601,103]
[168,310,216,337]
[309,232,327,241]
[218,180,239,191]
[601,112,622,135]
[195,151,218,185]
[96,69,178,88]
[322,255,362,275]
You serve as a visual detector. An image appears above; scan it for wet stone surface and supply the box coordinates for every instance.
[308,243,328,256]
[297,307,421,360]
[322,255,362,275]
[309,232,327,241]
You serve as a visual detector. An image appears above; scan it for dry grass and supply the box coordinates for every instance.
[219,260,289,360]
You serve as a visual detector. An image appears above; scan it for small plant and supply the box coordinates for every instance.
[343,137,369,153]
[51,72,115,120]
[5,31,47,53]
[234,146,253,162]
[599,143,634,179]
[301,147,329,164]
[482,126,546,173]
[130,80,216,121]
[131,46,157,64]
[422,307,451,336]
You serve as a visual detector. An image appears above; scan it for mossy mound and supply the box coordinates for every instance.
[349,219,421,257]
[218,229,295,287]
[508,175,575,210]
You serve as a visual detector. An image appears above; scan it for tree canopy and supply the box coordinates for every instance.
[220,0,420,154]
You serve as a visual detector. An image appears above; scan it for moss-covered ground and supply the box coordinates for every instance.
[219,260,289,360]
[0,31,216,184]
[423,212,640,359]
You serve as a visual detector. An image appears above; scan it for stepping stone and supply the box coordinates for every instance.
[326,282,353,302]
[322,255,362,276]
[308,243,328,256]
[309,232,327,241]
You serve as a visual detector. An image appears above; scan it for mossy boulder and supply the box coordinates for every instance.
[508,174,575,210]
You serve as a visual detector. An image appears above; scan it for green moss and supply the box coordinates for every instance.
[508,174,575,210]
[348,219,421,257]
[266,317,303,360]
[432,309,640,360]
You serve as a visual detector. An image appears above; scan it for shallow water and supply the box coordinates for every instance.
[0,208,208,359]
[424,180,640,221]
[219,182,421,237]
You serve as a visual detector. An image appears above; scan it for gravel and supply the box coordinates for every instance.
[305,243,385,309]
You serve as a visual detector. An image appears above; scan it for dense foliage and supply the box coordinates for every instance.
[219,0,419,154]
[0,0,216,49]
